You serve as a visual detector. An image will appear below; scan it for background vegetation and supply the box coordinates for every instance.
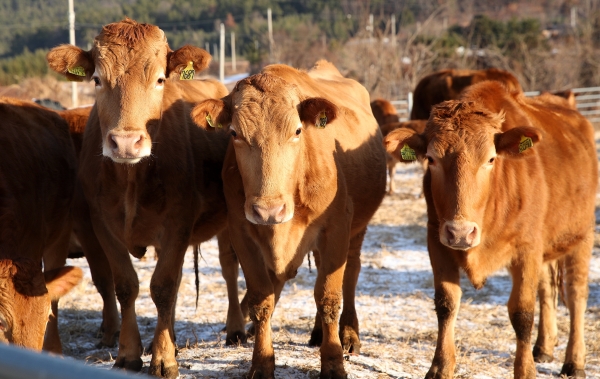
[1,0,600,101]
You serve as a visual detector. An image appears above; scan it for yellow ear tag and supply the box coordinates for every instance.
[316,112,327,128]
[519,135,533,153]
[400,144,417,161]
[67,66,86,76]
[180,61,195,80]
[205,114,214,127]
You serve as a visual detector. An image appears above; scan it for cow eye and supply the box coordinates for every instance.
[230,129,237,138]
[295,127,302,136]
[92,76,101,87]
[488,157,495,164]
[157,77,165,86]
[427,156,434,165]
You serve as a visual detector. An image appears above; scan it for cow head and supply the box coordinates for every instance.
[192,73,337,225]
[0,259,82,350]
[384,100,542,251]
[47,18,211,164]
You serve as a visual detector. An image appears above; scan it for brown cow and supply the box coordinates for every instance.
[370,97,400,126]
[410,68,522,120]
[56,105,121,349]
[0,97,83,351]
[191,60,386,378]
[47,19,241,378]
[384,81,595,378]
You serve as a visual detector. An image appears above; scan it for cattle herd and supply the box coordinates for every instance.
[0,18,596,379]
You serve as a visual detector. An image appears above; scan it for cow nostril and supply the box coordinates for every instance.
[445,225,456,243]
[467,225,478,243]
[253,204,265,221]
[133,135,144,148]
[108,135,118,150]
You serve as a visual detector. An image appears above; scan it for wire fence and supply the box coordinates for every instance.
[392,86,600,125]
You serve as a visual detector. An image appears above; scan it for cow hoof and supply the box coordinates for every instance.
[149,362,179,379]
[340,328,360,355]
[308,328,323,347]
[226,330,247,345]
[425,367,452,379]
[246,369,274,379]
[532,345,554,363]
[113,357,143,372]
[561,363,586,378]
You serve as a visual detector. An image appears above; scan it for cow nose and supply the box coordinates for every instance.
[108,133,145,158]
[443,221,480,250]
[252,203,286,225]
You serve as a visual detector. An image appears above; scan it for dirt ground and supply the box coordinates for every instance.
[55,149,600,379]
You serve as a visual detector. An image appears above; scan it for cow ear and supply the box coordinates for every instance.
[47,44,94,82]
[166,45,211,79]
[384,127,427,163]
[299,98,338,129]
[191,98,232,130]
[495,126,542,157]
[44,266,83,301]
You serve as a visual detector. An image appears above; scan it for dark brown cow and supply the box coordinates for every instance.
[192,60,386,378]
[47,19,241,378]
[0,97,83,351]
[385,81,595,378]
[379,120,427,194]
[410,68,522,120]
[56,105,121,349]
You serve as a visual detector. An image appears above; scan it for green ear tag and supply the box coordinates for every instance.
[400,144,417,161]
[205,114,214,128]
[519,135,533,153]
[180,61,195,80]
[316,112,327,128]
[67,66,86,76]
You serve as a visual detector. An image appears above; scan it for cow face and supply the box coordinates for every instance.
[192,74,337,225]
[0,259,82,350]
[47,18,211,164]
[385,101,541,250]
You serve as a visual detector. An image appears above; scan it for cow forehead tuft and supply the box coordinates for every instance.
[96,19,165,48]
[429,100,503,134]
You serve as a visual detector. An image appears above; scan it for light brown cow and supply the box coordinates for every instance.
[0,98,83,351]
[410,68,522,120]
[191,60,387,378]
[47,19,241,378]
[385,81,596,378]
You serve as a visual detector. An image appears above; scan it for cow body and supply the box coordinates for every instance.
[385,81,595,378]
[47,19,240,378]
[0,98,83,351]
[410,68,522,120]
[192,61,386,378]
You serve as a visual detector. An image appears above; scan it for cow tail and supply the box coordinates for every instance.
[194,244,200,309]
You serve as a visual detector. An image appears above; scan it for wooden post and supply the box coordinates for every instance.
[219,23,225,82]
[231,31,236,73]
[268,8,273,62]
[68,0,77,108]
[391,14,396,47]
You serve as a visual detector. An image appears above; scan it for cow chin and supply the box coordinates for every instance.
[439,220,481,251]
[108,156,147,165]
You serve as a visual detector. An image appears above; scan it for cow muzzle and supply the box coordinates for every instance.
[440,220,481,250]
[104,132,151,164]
[246,202,293,225]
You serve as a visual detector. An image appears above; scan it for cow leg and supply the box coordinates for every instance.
[314,219,351,379]
[560,236,591,378]
[426,242,461,379]
[72,187,120,348]
[508,260,539,379]
[148,241,188,379]
[338,227,366,355]
[42,224,72,354]
[217,228,247,345]
[92,218,143,372]
[533,260,559,363]
[309,249,323,347]
[387,160,396,194]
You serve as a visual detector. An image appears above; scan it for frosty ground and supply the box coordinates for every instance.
[57,142,600,378]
